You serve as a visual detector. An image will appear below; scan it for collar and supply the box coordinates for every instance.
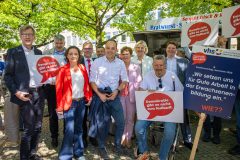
[103,55,116,63]
[167,56,176,60]
[22,45,34,52]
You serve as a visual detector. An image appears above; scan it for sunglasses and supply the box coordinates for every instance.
[158,78,162,88]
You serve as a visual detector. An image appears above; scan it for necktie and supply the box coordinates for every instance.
[87,58,91,74]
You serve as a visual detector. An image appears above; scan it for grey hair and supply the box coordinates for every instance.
[153,55,166,65]
[54,34,65,41]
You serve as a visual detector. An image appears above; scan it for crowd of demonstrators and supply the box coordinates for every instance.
[2,24,240,160]
[56,46,92,160]
[43,34,66,148]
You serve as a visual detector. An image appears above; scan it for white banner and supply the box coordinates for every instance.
[135,91,183,123]
[26,55,66,86]
[222,5,240,38]
[181,19,219,47]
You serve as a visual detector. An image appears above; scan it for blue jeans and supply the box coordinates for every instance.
[135,120,176,160]
[234,90,240,144]
[59,100,86,160]
[98,97,124,148]
[180,109,192,143]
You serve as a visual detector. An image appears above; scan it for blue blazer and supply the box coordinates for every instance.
[4,45,42,106]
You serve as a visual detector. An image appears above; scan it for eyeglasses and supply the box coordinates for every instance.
[158,78,162,88]
[21,33,34,37]
[83,48,93,51]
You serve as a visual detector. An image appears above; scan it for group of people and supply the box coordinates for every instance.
[2,24,240,160]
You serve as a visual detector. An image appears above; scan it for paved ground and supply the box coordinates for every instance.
[0,107,240,160]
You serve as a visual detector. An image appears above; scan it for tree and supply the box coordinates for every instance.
[0,0,67,49]
[160,0,236,17]
[49,0,161,47]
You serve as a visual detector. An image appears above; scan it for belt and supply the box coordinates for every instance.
[72,97,84,102]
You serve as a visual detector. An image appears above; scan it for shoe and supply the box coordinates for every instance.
[51,138,58,148]
[89,137,98,147]
[184,142,193,150]
[29,154,42,160]
[83,139,88,148]
[212,136,221,144]
[114,146,123,156]
[137,152,149,160]
[77,156,86,160]
[98,148,110,159]
[202,135,211,142]
[228,145,240,155]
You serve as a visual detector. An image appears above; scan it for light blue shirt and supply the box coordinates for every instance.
[167,57,177,74]
[90,56,128,91]
[131,55,153,77]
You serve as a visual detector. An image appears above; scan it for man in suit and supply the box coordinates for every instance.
[43,34,66,147]
[80,41,98,147]
[165,41,193,149]
[4,25,45,160]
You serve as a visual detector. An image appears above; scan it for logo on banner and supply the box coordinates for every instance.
[231,7,240,36]
[144,93,174,119]
[192,52,207,65]
[36,56,60,83]
[188,22,211,45]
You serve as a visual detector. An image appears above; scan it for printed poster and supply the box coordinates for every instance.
[181,19,219,47]
[135,91,183,123]
[184,45,240,118]
[26,55,66,85]
[222,5,240,38]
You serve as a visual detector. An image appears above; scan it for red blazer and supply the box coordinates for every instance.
[56,63,92,112]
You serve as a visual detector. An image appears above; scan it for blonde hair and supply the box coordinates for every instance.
[134,40,148,54]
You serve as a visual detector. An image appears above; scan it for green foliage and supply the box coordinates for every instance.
[0,0,67,49]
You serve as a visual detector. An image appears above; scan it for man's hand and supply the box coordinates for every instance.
[15,91,30,101]
[98,93,108,102]
[107,90,118,101]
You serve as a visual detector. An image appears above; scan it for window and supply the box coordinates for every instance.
[121,34,126,42]
[105,32,111,40]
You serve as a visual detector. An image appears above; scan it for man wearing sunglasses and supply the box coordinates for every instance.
[135,55,183,160]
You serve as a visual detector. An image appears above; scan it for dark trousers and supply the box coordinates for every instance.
[97,97,124,148]
[180,109,192,143]
[82,104,88,142]
[19,88,45,160]
[203,115,222,138]
[44,84,58,138]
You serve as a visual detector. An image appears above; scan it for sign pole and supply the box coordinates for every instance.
[189,113,206,160]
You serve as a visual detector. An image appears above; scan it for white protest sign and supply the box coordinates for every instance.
[26,55,66,86]
[135,91,183,123]
[222,5,240,38]
[181,19,219,47]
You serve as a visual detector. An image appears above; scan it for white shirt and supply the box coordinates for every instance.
[167,57,177,74]
[22,45,40,88]
[140,70,183,91]
[90,56,128,91]
[84,57,93,76]
[71,69,84,99]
